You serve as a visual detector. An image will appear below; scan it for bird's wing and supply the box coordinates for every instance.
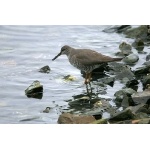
[73,49,114,65]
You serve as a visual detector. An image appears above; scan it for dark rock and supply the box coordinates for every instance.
[134,64,150,75]
[126,103,150,114]
[135,112,149,119]
[142,74,150,90]
[126,79,139,91]
[119,42,132,55]
[114,88,136,107]
[124,25,148,40]
[100,77,115,87]
[132,89,150,105]
[25,80,43,99]
[43,107,51,113]
[109,109,135,122]
[123,53,139,64]
[103,25,131,33]
[57,113,96,124]
[132,38,145,52]
[146,53,150,61]
[39,65,51,73]
[143,61,150,66]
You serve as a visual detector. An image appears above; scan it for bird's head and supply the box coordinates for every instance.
[52,45,72,61]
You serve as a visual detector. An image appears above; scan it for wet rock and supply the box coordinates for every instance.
[100,77,115,87]
[108,62,135,80]
[25,80,43,99]
[146,53,150,61]
[143,61,150,66]
[142,74,150,90]
[132,89,150,105]
[91,118,108,124]
[126,103,150,114]
[63,75,76,81]
[109,109,135,122]
[123,53,139,64]
[43,107,51,113]
[126,79,139,91]
[114,88,136,106]
[132,38,144,52]
[119,42,132,55]
[103,25,131,33]
[124,25,148,40]
[83,99,115,119]
[39,65,51,73]
[135,112,149,119]
[134,64,150,75]
[58,113,96,124]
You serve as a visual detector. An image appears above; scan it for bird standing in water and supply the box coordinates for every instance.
[52,45,122,84]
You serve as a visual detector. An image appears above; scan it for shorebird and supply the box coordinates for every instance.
[52,45,122,84]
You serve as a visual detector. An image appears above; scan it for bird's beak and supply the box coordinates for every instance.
[52,52,61,61]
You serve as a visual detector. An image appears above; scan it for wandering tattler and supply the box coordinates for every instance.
[52,45,122,84]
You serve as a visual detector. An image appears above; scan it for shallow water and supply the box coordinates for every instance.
[0,25,148,124]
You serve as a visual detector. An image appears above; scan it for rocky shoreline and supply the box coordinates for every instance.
[25,25,150,124]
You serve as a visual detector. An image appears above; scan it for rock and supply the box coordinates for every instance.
[63,75,76,81]
[123,53,139,64]
[126,79,139,91]
[100,77,115,87]
[114,88,136,106]
[103,25,131,33]
[142,74,150,90]
[143,61,150,66]
[132,89,150,105]
[25,80,43,99]
[135,112,149,119]
[134,64,150,75]
[57,113,96,124]
[109,109,135,122]
[124,25,148,40]
[91,118,108,124]
[119,42,132,55]
[126,103,150,114]
[108,62,135,80]
[132,38,144,52]
[43,107,51,113]
[39,65,51,73]
[146,53,150,61]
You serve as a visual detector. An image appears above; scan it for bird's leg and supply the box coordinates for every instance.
[84,72,92,84]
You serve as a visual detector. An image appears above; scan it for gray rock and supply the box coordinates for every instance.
[109,109,135,122]
[146,53,150,61]
[134,64,150,75]
[132,89,150,105]
[142,74,150,90]
[123,53,139,64]
[119,42,132,55]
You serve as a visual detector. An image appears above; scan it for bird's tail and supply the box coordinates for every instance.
[111,57,123,62]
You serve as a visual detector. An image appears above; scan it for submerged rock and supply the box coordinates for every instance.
[63,75,76,81]
[25,80,43,99]
[123,53,139,64]
[58,113,96,124]
[39,65,51,73]
[43,107,51,113]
